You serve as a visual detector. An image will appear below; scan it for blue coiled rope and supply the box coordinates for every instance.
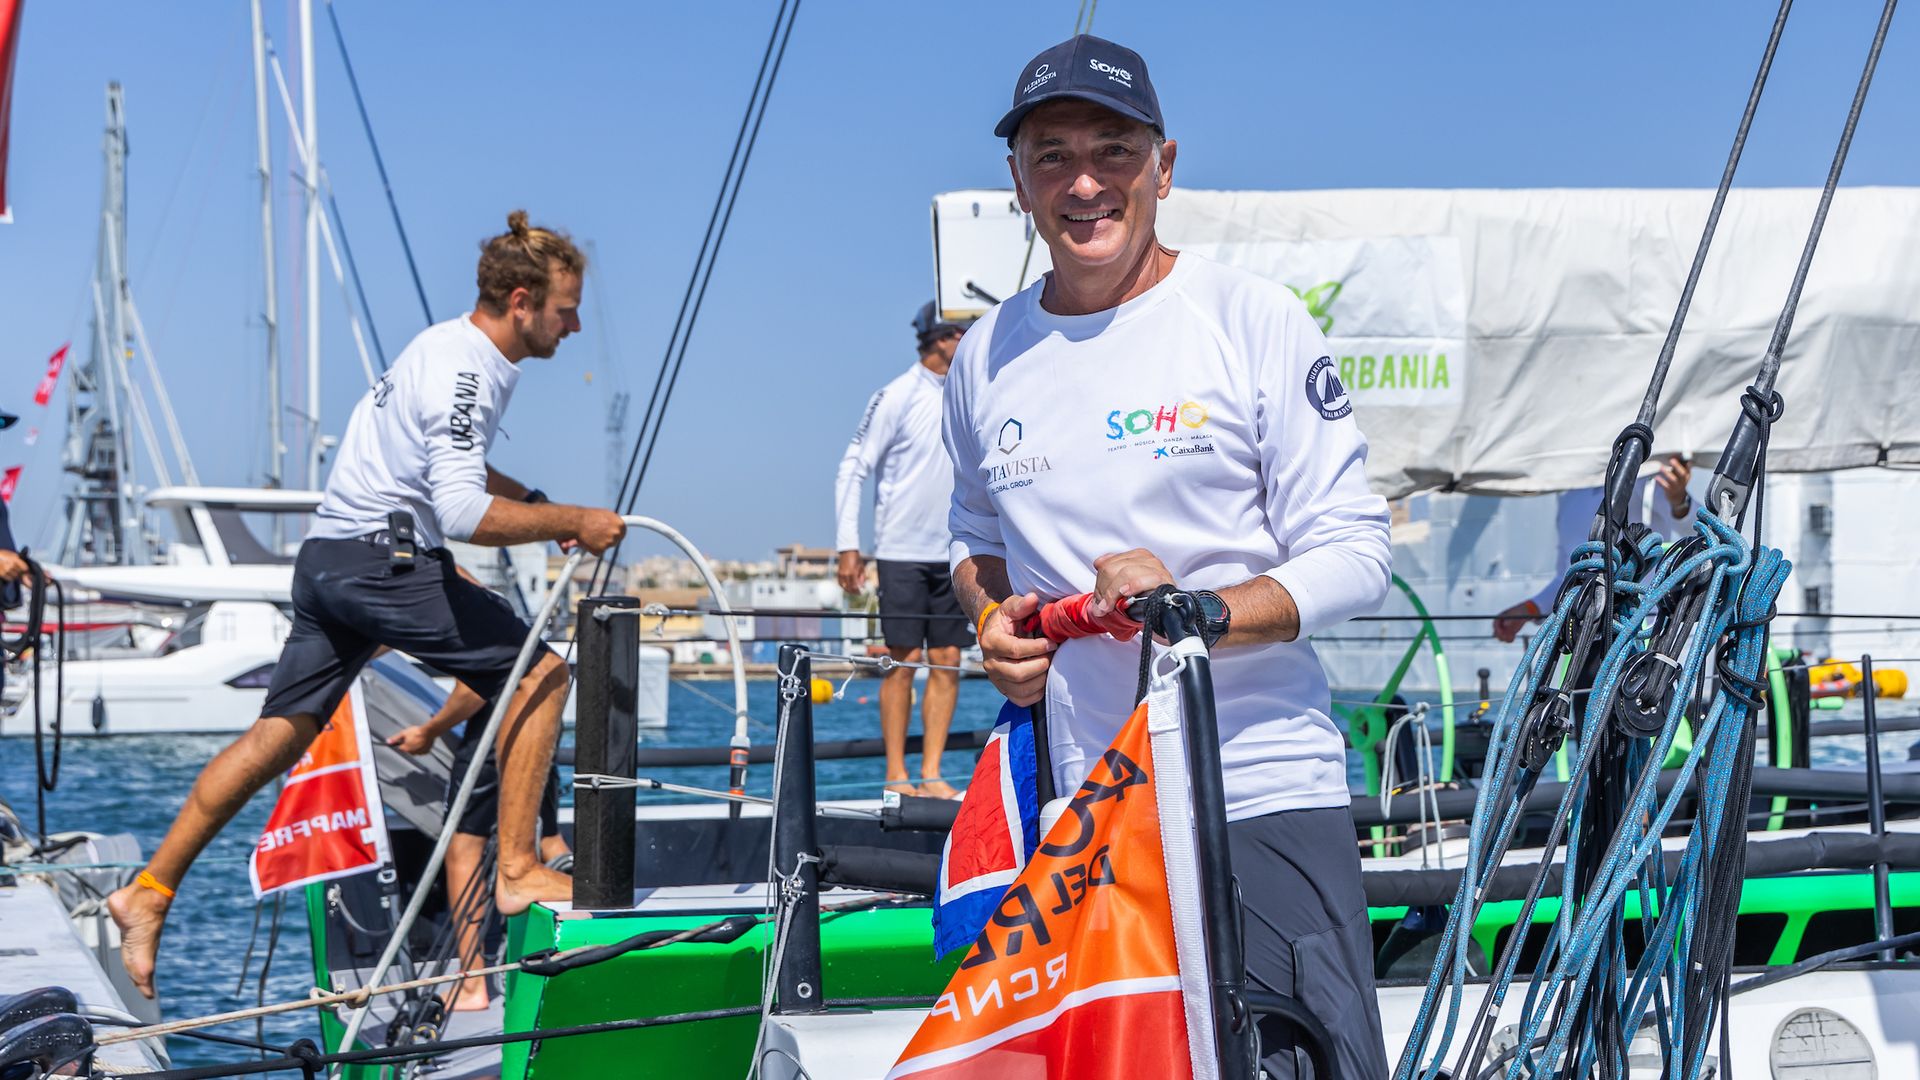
[1394,510,1790,1080]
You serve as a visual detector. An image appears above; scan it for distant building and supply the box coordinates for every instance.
[775,544,837,579]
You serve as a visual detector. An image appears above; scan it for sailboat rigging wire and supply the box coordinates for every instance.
[324,0,436,330]
[595,0,801,596]
[1751,0,1897,399]
[1630,0,1792,430]
[322,185,387,369]
[264,38,383,384]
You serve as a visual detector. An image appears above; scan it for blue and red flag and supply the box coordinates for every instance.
[933,699,1040,956]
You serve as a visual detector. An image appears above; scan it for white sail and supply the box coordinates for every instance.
[935,186,1920,498]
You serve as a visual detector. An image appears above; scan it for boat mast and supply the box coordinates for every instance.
[251,0,284,510]
[300,0,323,490]
[59,83,138,566]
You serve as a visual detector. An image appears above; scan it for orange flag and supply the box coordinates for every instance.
[249,682,392,896]
[888,676,1218,1080]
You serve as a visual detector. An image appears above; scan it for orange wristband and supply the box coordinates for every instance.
[135,870,176,899]
[976,601,1001,639]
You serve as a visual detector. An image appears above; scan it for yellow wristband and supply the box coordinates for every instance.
[136,869,176,900]
[976,601,1001,639]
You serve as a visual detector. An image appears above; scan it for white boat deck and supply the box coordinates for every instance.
[0,879,166,1073]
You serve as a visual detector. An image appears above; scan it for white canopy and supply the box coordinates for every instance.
[932,187,1920,497]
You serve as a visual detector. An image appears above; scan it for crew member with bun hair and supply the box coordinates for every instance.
[109,212,627,1000]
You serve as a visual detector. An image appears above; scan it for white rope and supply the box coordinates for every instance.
[801,649,975,676]
[1381,702,1448,870]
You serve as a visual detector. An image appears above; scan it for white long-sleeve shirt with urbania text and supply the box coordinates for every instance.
[311,315,520,550]
[944,253,1392,821]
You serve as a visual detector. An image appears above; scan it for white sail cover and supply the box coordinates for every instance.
[933,187,1920,497]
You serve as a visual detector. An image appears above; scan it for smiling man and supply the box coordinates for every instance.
[945,36,1393,1077]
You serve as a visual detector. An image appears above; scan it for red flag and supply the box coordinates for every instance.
[0,466,19,504]
[33,343,68,406]
[248,681,392,896]
[0,0,20,223]
[888,674,1218,1080]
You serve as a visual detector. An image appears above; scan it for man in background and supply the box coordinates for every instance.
[834,303,968,799]
[1493,455,1694,641]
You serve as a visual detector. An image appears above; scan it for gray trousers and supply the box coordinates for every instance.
[1228,805,1388,1080]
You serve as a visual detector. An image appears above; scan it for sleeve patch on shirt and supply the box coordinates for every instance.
[1305,356,1352,421]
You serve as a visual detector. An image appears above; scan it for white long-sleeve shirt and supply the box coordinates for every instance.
[945,253,1392,820]
[311,315,519,549]
[833,362,954,563]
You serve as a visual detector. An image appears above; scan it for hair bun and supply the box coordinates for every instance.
[507,209,531,237]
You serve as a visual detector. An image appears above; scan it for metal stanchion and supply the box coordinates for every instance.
[573,596,640,911]
[1862,654,1893,961]
[773,644,825,1014]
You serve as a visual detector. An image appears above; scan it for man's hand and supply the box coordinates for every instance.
[837,550,867,595]
[1086,549,1175,620]
[569,509,627,555]
[0,551,28,583]
[979,592,1055,706]
[1492,599,1542,643]
[1655,455,1693,517]
[386,725,437,755]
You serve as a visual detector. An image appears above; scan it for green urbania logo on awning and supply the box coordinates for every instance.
[1285,280,1344,334]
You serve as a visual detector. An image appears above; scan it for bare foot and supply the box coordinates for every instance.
[918,779,965,801]
[446,977,491,1012]
[106,882,170,999]
[883,781,918,798]
[496,862,573,916]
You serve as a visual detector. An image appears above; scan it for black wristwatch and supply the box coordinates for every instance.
[523,488,550,505]
[1193,589,1231,649]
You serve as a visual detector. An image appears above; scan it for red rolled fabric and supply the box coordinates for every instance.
[1018,592,1141,644]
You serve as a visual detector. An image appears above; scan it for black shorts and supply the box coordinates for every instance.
[1230,805,1389,1080]
[447,715,561,839]
[875,560,969,651]
[261,538,556,724]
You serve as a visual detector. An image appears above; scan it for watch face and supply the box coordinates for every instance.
[1196,591,1227,624]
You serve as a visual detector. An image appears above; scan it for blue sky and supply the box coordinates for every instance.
[4,2,1915,561]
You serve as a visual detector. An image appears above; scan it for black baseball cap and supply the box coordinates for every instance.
[994,35,1163,144]
[912,301,963,345]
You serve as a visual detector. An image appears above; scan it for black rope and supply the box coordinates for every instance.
[591,0,802,596]
[6,557,65,843]
[324,0,435,330]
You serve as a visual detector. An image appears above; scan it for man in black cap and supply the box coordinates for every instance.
[946,34,1392,1078]
[834,302,969,798]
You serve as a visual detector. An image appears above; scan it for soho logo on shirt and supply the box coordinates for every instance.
[1103,399,1216,460]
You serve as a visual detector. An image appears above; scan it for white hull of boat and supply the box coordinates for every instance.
[0,639,281,737]
[754,967,1919,1078]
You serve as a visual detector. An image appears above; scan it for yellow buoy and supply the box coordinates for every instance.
[811,677,834,705]
[1874,667,1908,699]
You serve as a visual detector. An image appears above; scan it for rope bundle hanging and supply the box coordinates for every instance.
[1396,2,1898,1077]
